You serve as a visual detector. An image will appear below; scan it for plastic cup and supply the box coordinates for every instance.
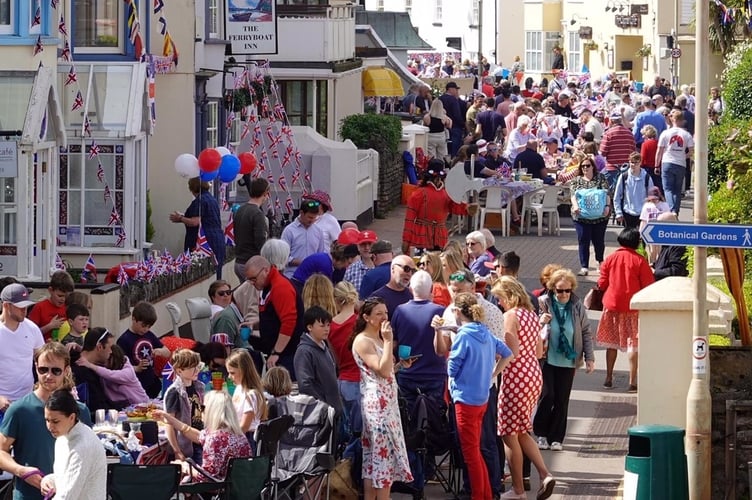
[240,326,251,342]
[51,329,60,341]
[95,409,106,427]
[398,345,412,359]
[211,372,224,391]
[226,379,236,395]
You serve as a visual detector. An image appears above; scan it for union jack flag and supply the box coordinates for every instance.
[108,208,121,226]
[261,97,270,116]
[96,164,105,183]
[241,122,251,140]
[277,174,288,192]
[294,149,303,167]
[81,254,97,283]
[51,0,59,9]
[103,185,111,202]
[88,141,100,160]
[117,265,129,286]
[32,6,41,27]
[273,103,285,121]
[226,111,235,130]
[161,362,174,383]
[72,91,84,111]
[60,41,71,61]
[33,35,44,56]
[281,125,293,141]
[54,253,66,271]
[176,250,191,271]
[285,196,294,215]
[83,116,91,137]
[281,149,292,168]
[224,214,235,246]
[58,15,68,36]
[291,169,301,185]
[65,67,77,86]
[195,225,214,259]
[274,197,282,215]
[259,149,269,164]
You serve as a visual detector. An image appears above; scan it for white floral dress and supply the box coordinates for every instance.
[353,338,413,489]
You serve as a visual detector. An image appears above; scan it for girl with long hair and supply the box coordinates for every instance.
[418,251,451,306]
[302,273,338,317]
[226,349,268,452]
[329,281,361,441]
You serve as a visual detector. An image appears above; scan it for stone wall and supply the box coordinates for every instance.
[710,346,752,499]
[375,154,402,218]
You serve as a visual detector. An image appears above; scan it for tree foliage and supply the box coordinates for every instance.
[338,113,402,155]
[707,1,752,56]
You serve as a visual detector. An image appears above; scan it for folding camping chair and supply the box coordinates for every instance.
[107,464,180,500]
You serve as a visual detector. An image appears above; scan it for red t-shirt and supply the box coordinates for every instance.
[28,299,67,342]
[328,314,359,382]
[640,138,658,168]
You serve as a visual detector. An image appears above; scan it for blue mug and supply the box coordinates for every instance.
[240,326,251,341]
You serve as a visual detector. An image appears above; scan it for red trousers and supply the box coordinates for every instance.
[455,401,491,500]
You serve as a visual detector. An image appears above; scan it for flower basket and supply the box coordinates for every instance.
[636,45,652,57]
[583,41,599,51]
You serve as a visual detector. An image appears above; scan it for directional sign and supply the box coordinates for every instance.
[641,222,752,248]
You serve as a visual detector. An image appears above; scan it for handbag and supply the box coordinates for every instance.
[583,286,604,311]
[136,440,171,465]
[575,188,608,219]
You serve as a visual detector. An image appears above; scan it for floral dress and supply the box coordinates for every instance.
[353,338,413,489]
[498,307,543,435]
[198,429,252,481]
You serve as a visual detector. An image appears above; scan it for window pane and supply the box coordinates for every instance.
[1,0,11,25]
[85,155,113,189]
[84,191,113,225]
[74,0,120,48]
[0,75,34,131]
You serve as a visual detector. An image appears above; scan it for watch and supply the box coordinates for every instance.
[270,351,281,357]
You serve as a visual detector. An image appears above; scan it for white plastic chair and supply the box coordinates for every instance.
[525,186,561,236]
[184,297,212,344]
[164,302,182,338]
[477,186,512,237]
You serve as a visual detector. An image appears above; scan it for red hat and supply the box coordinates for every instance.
[302,190,332,211]
[337,228,361,245]
[357,230,378,244]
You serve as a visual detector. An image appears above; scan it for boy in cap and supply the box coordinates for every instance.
[343,230,378,292]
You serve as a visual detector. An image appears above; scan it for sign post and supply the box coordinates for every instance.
[641,222,752,249]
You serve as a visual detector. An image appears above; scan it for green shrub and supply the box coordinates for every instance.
[339,113,402,155]
[708,168,752,224]
[722,40,752,120]
[707,118,752,193]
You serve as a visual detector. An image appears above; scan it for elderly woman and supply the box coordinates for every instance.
[492,277,555,500]
[505,115,534,165]
[260,238,291,273]
[597,227,655,392]
[466,230,491,277]
[402,159,471,255]
[154,390,252,482]
[170,177,225,278]
[534,268,594,451]
[208,280,232,317]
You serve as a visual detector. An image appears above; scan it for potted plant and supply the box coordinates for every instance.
[583,41,599,51]
[636,44,652,57]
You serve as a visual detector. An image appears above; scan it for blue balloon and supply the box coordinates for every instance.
[218,155,241,183]
[200,169,218,182]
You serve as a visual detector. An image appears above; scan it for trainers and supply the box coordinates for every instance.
[550,442,563,451]
[500,490,526,499]
[577,267,588,276]
[537,476,556,499]
[537,436,549,450]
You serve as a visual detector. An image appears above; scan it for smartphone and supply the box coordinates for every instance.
[435,325,459,333]
[405,354,423,362]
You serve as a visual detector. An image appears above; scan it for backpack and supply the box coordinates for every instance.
[412,392,452,456]
[617,170,650,214]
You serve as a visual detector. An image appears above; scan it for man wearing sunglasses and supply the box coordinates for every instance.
[0,343,92,500]
[280,199,327,278]
[0,284,44,416]
[370,254,416,319]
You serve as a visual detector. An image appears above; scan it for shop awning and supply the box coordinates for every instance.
[362,67,404,97]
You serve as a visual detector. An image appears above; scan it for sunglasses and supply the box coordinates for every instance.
[581,163,593,168]
[427,169,447,178]
[394,263,418,273]
[37,366,64,376]
[555,288,572,294]
[302,200,321,209]
[215,290,232,297]
[449,271,470,282]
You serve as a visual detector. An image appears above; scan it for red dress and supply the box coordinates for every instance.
[498,307,543,435]
[402,184,466,250]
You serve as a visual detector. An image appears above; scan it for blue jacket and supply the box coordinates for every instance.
[448,322,512,405]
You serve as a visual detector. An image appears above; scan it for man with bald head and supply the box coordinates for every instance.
[245,255,303,376]
[370,254,415,318]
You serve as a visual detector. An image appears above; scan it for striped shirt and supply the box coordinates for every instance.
[599,124,636,171]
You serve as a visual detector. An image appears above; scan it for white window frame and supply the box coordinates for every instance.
[74,0,125,55]
[434,0,442,23]
[405,0,412,15]
[0,0,14,34]
[29,1,40,35]
[472,0,479,25]
[206,101,219,148]
[208,0,220,39]
[377,0,384,11]
[567,32,581,73]
[525,31,542,72]
[544,31,561,70]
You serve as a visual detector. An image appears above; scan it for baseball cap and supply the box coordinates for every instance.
[337,228,361,245]
[1,283,36,308]
[210,333,233,347]
[357,230,378,244]
[371,240,393,255]
[302,190,332,211]
[445,81,459,90]
[476,139,488,154]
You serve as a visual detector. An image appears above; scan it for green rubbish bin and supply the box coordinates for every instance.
[624,425,688,500]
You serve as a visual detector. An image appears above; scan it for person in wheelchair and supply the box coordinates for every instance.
[153,391,251,483]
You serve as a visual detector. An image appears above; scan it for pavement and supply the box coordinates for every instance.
[360,192,696,499]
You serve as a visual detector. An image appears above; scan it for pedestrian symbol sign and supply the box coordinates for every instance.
[642,222,752,249]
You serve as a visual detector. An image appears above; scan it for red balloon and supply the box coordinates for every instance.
[238,152,257,175]
[198,148,222,173]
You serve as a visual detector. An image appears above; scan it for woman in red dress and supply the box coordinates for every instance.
[402,159,473,255]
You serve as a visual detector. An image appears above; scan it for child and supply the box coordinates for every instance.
[292,306,343,417]
[60,303,89,349]
[162,349,205,462]
[226,349,267,451]
[28,270,74,342]
[639,186,672,263]
[56,291,94,340]
[75,344,148,405]
[117,301,171,398]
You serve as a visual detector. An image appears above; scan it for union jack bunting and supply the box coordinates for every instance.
[108,208,121,226]
[51,0,59,9]
[64,67,77,86]
[60,41,71,61]
[72,91,84,111]
[58,15,67,36]
[285,196,294,215]
[277,174,288,192]
[88,141,100,160]
[224,214,235,246]
[33,36,43,56]
[103,185,111,202]
[81,254,97,282]
[83,116,92,137]
[96,164,105,183]
[117,265,129,286]
[32,5,41,27]
[54,253,66,271]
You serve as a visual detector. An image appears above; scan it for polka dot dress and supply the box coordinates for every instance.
[498,307,543,436]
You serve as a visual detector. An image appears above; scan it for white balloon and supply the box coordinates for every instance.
[174,153,200,178]
[216,146,231,157]
[234,173,244,182]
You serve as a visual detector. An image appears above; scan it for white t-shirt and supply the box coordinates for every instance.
[658,126,694,166]
[315,212,342,250]
[639,200,671,223]
[232,385,262,433]
[0,318,45,401]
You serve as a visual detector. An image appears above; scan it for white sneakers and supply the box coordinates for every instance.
[537,436,549,450]
[549,442,563,451]
[577,267,588,276]
[537,476,556,499]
